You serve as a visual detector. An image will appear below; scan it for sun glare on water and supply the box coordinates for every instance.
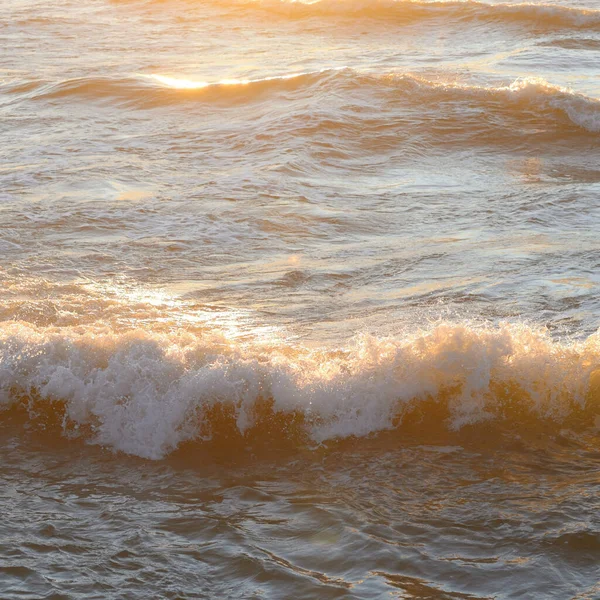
[148,74,251,89]
[145,70,338,91]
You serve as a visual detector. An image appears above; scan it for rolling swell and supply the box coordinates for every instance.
[1,321,599,459]
[12,69,600,137]
[4,70,334,108]
[222,0,600,31]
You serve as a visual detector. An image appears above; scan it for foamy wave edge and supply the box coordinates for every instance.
[1,322,599,459]
[402,75,600,133]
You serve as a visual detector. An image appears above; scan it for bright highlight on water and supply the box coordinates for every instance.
[1,0,599,598]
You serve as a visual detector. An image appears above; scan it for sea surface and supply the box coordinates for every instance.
[1,0,600,598]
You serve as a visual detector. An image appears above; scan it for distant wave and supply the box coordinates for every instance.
[226,0,600,31]
[539,37,600,50]
[10,69,600,136]
[1,321,599,459]
[3,69,332,108]
[392,74,600,133]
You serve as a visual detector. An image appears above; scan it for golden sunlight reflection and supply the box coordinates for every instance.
[6,0,600,596]
[82,281,286,344]
[145,68,348,91]
[148,74,247,89]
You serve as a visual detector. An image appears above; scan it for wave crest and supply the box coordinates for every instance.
[398,75,600,133]
[10,69,600,136]
[2,321,599,459]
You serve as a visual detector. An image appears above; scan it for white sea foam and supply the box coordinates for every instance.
[1,321,598,458]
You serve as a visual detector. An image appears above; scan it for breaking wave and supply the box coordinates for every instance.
[1,321,599,459]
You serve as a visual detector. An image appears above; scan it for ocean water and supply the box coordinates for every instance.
[1,0,600,598]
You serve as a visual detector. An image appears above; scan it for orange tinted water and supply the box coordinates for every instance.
[2,0,600,597]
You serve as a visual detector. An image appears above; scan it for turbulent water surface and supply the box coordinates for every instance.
[1,0,600,598]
